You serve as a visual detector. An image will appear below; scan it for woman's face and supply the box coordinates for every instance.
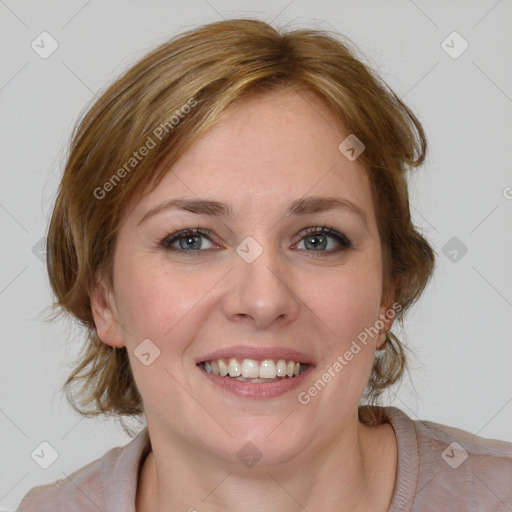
[92,89,395,466]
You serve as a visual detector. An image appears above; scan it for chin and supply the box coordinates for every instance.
[222,421,307,467]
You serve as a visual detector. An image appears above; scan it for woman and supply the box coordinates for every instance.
[17,18,512,512]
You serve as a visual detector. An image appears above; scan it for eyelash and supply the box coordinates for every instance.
[159,225,353,256]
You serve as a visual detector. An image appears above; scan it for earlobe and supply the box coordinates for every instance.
[89,281,125,348]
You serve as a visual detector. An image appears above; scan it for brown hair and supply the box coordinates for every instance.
[46,18,435,434]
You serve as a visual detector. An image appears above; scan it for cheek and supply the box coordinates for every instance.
[112,252,223,347]
[301,253,383,344]
[295,257,383,411]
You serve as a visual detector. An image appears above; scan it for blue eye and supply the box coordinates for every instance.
[159,226,352,255]
[160,228,216,253]
[295,226,353,253]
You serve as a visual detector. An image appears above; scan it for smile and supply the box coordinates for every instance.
[199,358,309,382]
[197,357,313,399]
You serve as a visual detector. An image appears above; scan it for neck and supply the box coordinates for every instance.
[136,412,397,512]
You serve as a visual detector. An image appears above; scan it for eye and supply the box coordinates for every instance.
[294,226,353,254]
[160,228,218,253]
[159,225,353,256]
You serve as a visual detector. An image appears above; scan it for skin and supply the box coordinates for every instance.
[91,89,398,512]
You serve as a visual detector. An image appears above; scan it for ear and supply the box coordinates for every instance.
[376,281,400,350]
[89,277,125,348]
[376,301,396,350]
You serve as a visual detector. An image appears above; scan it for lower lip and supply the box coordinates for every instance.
[198,365,313,398]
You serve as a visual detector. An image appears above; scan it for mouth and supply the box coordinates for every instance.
[198,358,310,383]
[196,349,314,399]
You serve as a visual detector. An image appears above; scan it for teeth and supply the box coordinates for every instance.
[241,359,260,378]
[201,358,308,380]
[218,359,229,376]
[235,376,279,383]
[276,360,287,377]
[259,360,276,379]
[228,358,241,377]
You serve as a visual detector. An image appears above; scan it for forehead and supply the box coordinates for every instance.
[132,90,374,223]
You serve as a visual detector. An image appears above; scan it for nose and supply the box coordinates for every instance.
[222,240,300,329]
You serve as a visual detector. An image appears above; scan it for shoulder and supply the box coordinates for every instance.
[16,454,108,512]
[383,406,512,511]
[16,428,150,512]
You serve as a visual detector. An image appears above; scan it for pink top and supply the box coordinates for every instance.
[16,406,512,511]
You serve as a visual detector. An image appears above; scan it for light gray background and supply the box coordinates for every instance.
[1,1,511,509]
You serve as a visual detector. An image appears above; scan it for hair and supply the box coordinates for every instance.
[46,18,435,434]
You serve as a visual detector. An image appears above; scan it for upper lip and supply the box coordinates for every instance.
[196,345,315,365]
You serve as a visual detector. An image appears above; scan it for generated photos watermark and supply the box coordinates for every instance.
[93,97,197,200]
[297,302,402,405]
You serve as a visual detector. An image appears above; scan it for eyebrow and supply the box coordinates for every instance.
[137,195,368,229]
